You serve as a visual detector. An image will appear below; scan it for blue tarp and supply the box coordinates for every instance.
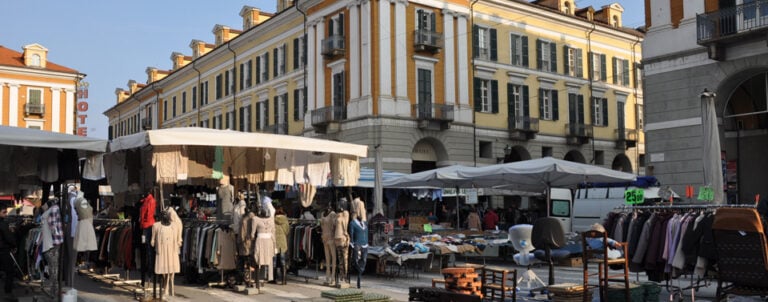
[579,176,659,189]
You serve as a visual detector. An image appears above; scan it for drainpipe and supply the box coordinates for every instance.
[151,82,161,129]
[191,60,202,126]
[470,0,479,168]
[586,22,596,164]
[630,35,641,175]
[226,42,237,130]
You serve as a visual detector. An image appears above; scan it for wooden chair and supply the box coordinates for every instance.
[581,230,629,302]
[712,207,768,301]
[481,266,517,302]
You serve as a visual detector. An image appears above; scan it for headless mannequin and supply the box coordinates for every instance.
[320,208,337,286]
[350,192,367,222]
[216,177,234,221]
[153,211,174,298]
[334,198,350,285]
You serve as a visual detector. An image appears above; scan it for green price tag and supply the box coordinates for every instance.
[423,223,433,233]
[117,212,125,219]
[698,187,714,201]
[624,189,644,205]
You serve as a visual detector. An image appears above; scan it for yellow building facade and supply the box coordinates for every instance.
[105,0,644,174]
[0,44,83,133]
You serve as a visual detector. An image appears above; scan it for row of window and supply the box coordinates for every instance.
[474,26,638,87]
[162,36,307,122]
[155,87,307,134]
[472,77,635,128]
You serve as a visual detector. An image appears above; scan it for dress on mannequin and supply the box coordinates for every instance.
[151,210,181,297]
[73,192,97,252]
[216,178,234,221]
[252,212,276,281]
[320,210,337,285]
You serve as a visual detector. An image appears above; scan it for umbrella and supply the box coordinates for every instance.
[382,165,477,229]
[701,89,724,203]
[456,157,637,216]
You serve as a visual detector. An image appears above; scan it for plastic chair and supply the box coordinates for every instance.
[531,217,566,285]
[508,224,545,289]
[581,230,629,302]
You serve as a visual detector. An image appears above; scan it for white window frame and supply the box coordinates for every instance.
[478,27,490,59]
[258,101,268,130]
[592,52,603,80]
[593,97,604,126]
[245,60,253,88]
[295,88,305,121]
[415,8,435,31]
[510,34,525,67]
[331,14,344,36]
[540,41,552,72]
[566,47,577,77]
[414,56,437,116]
[541,90,553,120]
[30,54,41,67]
[615,58,628,86]
[510,84,522,118]
[479,79,491,113]
[260,53,269,83]
[636,104,644,131]
[27,87,43,105]
[297,38,306,69]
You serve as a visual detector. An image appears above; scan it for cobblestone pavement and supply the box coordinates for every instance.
[0,260,762,302]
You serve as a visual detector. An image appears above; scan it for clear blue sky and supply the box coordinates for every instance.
[0,0,643,139]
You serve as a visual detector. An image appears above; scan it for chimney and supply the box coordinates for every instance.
[146,67,170,83]
[170,52,192,70]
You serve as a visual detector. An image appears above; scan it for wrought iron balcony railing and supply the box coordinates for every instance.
[414,29,443,52]
[508,116,540,133]
[311,106,346,126]
[565,123,593,138]
[412,103,454,121]
[321,35,345,56]
[697,0,768,43]
[25,103,44,115]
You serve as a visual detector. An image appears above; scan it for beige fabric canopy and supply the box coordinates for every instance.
[109,127,367,157]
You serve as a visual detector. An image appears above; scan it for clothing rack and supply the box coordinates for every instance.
[611,203,756,302]
[287,218,321,283]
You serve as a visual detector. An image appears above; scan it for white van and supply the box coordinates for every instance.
[570,186,678,232]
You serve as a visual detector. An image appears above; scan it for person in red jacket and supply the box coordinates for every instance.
[483,208,499,231]
[139,192,156,283]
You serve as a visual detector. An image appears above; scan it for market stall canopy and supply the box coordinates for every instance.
[457,157,636,191]
[0,125,107,152]
[381,165,477,188]
[357,168,406,188]
[109,127,367,157]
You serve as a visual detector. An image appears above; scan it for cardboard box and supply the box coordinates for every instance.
[558,257,583,267]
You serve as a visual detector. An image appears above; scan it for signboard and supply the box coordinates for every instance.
[465,189,478,204]
[76,81,89,136]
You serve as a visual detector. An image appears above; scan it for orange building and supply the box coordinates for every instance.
[0,43,83,133]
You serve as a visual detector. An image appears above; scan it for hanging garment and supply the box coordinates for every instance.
[216,183,234,221]
[351,197,367,222]
[239,213,256,256]
[151,222,181,274]
[82,153,106,180]
[331,154,359,187]
[215,229,237,270]
[74,193,97,251]
[212,146,224,179]
[293,151,309,184]
[276,149,295,185]
[299,184,316,208]
[307,152,331,187]
[245,148,265,184]
[263,149,277,182]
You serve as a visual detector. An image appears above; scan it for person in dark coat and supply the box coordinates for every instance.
[0,206,17,293]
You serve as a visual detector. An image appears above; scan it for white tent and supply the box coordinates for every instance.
[109,127,367,157]
[0,125,107,152]
[381,165,475,188]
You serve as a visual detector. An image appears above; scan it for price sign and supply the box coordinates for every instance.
[423,223,433,233]
[698,187,714,201]
[624,189,645,205]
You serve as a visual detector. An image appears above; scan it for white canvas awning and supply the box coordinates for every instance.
[0,125,107,152]
[109,127,367,157]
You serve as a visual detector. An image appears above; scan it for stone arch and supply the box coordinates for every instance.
[564,150,586,163]
[505,145,531,163]
[411,137,448,173]
[611,153,633,172]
